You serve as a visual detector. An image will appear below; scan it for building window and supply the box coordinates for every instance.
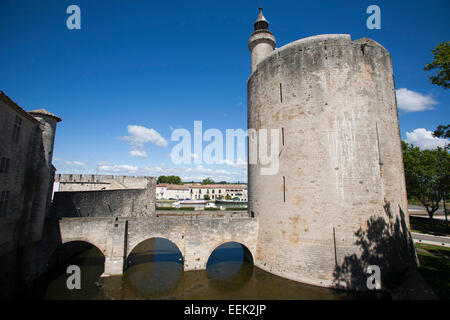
[0,158,10,173]
[0,191,10,217]
[12,116,22,142]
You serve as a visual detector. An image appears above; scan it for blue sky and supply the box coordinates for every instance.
[0,0,449,182]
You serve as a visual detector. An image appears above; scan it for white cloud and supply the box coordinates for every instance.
[396,88,438,112]
[122,125,168,158]
[405,128,449,150]
[97,164,138,173]
[129,148,147,158]
[218,158,247,168]
[65,160,86,167]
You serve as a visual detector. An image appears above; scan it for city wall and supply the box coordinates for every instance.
[52,177,156,218]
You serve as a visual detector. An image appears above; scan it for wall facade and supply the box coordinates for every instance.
[55,174,151,191]
[248,34,416,289]
[52,177,156,218]
[0,91,60,297]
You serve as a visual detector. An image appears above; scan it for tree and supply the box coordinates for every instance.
[424,41,450,89]
[203,194,210,200]
[157,175,182,184]
[402,141,450,220]
[433,124,450,149]
[201,178,215,185]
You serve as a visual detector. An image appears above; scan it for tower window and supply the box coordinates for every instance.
[0,191,10,217]
[12,116,22,142]
[283,176,286,203]
[0,158,10,173]
[279,83,283,103]
[282,127,285,146]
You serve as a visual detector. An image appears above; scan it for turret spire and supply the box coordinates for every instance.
[248,7,276,73]
[254,7,269,31]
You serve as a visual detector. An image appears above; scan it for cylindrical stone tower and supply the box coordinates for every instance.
[28,109,61,241]
[248,11,417,289]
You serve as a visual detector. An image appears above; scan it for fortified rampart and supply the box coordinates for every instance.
[52,176,156,218]
[54,174,151,191]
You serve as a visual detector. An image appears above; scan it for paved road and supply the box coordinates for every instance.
[411,232,450,247]
[408,205,448,221]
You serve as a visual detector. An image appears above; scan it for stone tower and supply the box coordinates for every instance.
[28,109,61,241]
[247,9,417,289]
[248,8,276,73]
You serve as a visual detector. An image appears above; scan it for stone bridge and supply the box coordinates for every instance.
[58,215,258,276]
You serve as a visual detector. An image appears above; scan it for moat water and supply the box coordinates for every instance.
[31,239,380,300]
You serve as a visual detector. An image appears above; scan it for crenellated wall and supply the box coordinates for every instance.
[54,174,151,191]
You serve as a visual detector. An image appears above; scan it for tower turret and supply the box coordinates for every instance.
[28,109,61,241]
[248,8,276,73]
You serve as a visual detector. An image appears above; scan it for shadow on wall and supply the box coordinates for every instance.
[333,200,418,292]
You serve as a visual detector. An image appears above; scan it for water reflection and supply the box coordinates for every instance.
[34,239,382,300]
[124,238,183,298]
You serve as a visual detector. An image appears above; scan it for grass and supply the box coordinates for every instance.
[415,243,450,300]
[409,216,450,236]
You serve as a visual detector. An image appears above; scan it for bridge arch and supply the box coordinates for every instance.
[203,240,255,270]
[60,237,107,257]
[126,235,185,261]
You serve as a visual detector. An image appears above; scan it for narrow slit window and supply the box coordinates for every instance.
[279,83,283,103]
[0,191,10,217]
[283,176,286,203]
[282,127,285,146]
[12,116,22,142]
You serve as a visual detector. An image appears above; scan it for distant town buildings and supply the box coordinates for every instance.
[156,184,248,201]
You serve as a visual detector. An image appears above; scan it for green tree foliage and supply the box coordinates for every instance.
[157,175,182,184]
[402,141,450,220]
[201,178,215,185]
[433,124,450,140]
[203,194,210,200]
[424,41,450,89]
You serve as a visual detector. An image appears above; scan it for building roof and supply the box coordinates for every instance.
[28,109,62,122]
[254,7,269,31]
[166,185,189,190]
[187,184,247,189]
[157,183,247,189]
[0,90,38,123]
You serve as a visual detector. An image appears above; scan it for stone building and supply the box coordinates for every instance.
[156,183,248,201]
[0,90,61,297]
[247,8,417,289]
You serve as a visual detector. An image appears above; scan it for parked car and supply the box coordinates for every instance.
[205,202,217,208]
[171,201,181,208]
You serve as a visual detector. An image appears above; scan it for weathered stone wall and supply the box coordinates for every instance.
[57,214,258,277]
[248,34,415,289]
[0,94,56,297]
[55,174,151,191]
[52,177,156,218]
